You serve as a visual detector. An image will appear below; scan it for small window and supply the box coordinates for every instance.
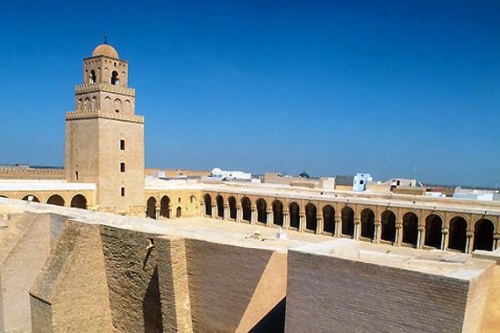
[115,109,120,113]
[121,187,125,197]
[75,171,79,181]
[120,162,125,172]
[111,71,119,85]
[90,69,96,84]
[360,180,364,185]
[178,198,181,203]
[120,139,125,150]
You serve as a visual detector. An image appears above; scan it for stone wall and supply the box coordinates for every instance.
[185,239,286,332]
[285,248,489,333]
[2,205,500,332]
[30,220,113,332]
[0,213,65,332]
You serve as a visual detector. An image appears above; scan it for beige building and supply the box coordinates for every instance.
[65,43,144,216]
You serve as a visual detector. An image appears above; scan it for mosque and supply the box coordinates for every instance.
[0,43,499,332]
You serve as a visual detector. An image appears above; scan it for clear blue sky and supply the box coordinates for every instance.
[0,1,499,187]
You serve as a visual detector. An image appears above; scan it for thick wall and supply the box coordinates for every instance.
[100,225,163,333]
[0,213,65,333]
[286,250,474,333]
[186,239,286,332]
[30,220,113,332]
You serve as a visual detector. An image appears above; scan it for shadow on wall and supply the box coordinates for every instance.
[250,297,286,333]
[142,266,163,333]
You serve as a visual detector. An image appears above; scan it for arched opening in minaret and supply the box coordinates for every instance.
[111,71,120,86]
[176,207,182,218]
[90,69,96,84]
[341,206,354,238]
[114,98,122,113]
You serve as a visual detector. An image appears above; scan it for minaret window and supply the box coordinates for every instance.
[120,140,125,150]
[120,162,125,172]
[90,70,96,84]
[114,98,122,113]
[111,71,120,86]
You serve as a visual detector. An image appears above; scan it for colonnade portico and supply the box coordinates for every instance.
[201,191,500,254]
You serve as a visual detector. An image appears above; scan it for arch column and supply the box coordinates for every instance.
[283,210,289,229]
[494,234,500,250]
[168,206,172,219]
[466,231,474,254]
[299,212,306,232]
[417,226,425,249]
[250,206,256,224]
[373,220,381,243]
[441,228,449,250]
[395,222,403,246]
[316,214,323,235]
[224,204,229,221]
[353,217,361,240]
[211,204,216,219]
[155,205,160,220]
[266,209,273,227]
[334,217,342,237]
[236,205,242,222]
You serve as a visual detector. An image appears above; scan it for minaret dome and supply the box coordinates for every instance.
[92,43,119,59]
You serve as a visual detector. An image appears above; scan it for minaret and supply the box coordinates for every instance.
[65,42,145,216]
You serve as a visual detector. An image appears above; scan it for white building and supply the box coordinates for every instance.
[353,173,372,192]
[210,168,252,181]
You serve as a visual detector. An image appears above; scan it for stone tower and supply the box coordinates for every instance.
[65,43,145,216]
